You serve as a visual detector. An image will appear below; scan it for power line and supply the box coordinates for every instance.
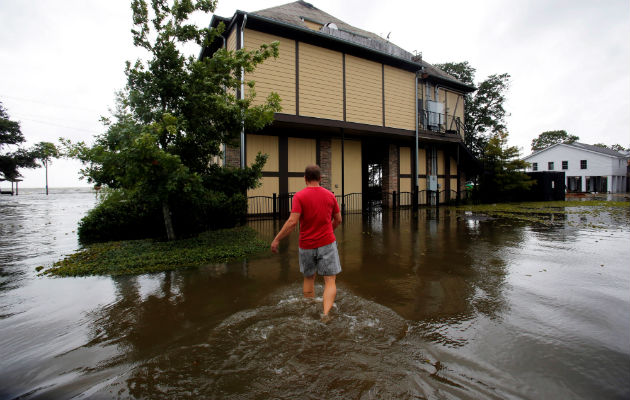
[0,93,106,114]
[16,117,101,135]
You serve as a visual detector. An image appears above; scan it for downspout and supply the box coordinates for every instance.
[221,34,227,166]
[240,13,248,168]
[414,70,419,211]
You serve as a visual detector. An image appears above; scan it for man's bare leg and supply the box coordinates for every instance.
[303,274,316,298]
[322,275,337,315]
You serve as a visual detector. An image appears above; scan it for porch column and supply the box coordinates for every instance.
[319,138,332,190]
[382,144,399,207]
[581,176,586,192]
[608,175,613,193]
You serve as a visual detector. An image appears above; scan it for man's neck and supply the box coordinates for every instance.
[305,181,320,187]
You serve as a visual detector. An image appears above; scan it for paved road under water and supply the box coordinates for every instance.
[0,189,629,399]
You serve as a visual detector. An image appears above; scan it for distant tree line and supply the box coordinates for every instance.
[0,101,60,192]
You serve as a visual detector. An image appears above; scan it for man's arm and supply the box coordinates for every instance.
[332,212,342,230]
[271,212,300,253]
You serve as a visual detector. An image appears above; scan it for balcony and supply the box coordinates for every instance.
[418,100,463,137]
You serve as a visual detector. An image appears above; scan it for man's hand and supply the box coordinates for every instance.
[270,212,299,254]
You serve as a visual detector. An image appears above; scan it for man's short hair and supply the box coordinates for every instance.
[304,164,321,182]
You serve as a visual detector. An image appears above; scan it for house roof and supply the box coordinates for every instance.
[524,142,629,160]
[208,1,474,92]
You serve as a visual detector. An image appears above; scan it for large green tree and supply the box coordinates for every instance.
[479,131,534,202]
[531,130,579,151]
[0,102,39,181]
[66,0,281,240]
[434,62,510,158]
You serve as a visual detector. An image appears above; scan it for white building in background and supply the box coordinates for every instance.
[523,143,629,193]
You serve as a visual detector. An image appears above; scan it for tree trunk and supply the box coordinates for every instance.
[45,160,49,196]
[162,201,176,241]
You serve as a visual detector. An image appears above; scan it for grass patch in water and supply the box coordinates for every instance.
[453,200,630,227]
[41,226,268,277]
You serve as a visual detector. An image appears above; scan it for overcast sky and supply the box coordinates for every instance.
[1,0,628,188]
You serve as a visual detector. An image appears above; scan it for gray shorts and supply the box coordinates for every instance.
[299,241,342,277]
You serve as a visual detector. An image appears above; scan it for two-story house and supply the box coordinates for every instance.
[201,1,477,213]
[523,142,629,193]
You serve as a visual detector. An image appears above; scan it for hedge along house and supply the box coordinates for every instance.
[201,1,478,214]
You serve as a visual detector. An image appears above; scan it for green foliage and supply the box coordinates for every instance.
[42,226,267,277]
[478,132,535,203]
[0,101,39,180]
[77,189,163,243]
[0,102,24,148]
[435,62,510,158]
[31,141,60,164]
[531,130,579,151]
[63,1,281,241]
[76,153,268,243]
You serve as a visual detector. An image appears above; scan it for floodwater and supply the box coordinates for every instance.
[1,189,629,399]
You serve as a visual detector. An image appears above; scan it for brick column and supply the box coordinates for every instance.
[382,144,399,207]
[319,138,332,190]
[225,145,241,168]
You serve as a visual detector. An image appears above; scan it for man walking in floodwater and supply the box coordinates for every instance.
[271,164,342,319]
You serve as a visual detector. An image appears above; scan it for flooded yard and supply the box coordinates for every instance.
[1,189,629,399]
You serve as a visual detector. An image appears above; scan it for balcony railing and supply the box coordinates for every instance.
[419,110,463,136]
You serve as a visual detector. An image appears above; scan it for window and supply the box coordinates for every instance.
[548,161,554,170]
[532,162,538,171]
[580,160,587,169]
[562,161,568,170]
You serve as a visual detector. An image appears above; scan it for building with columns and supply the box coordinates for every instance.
[201,1,478,213]
[523,142,629,193]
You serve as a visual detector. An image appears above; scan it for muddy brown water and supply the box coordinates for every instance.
[0,189,629,399]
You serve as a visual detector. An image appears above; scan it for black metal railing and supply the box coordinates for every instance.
[248,189,468,219]
[419,111,462,136]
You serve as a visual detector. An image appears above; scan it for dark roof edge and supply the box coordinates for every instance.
[205,10,475,92]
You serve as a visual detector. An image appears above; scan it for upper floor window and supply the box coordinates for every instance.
[580,160,587,169]
[562,161,568,170]
[548,162,554,170]
[532,162,538,171]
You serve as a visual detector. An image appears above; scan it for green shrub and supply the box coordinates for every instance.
[78,191,163,244]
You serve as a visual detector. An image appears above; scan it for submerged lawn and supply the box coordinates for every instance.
[41,226,268,277]
[453,200,630,228]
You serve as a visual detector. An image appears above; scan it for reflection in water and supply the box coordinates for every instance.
[1,191,629,399]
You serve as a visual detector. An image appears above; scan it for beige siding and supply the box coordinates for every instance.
[450,178,458,193]
[247,176,279,197]
[289,177,306,193]
[345,55,382,126]
[227,27,237,52]
[288,137,316,173]
[446,90,464,138]
[384,65,415,130]
[298,42,343,120]
[437,150,445,175]
[399,147,410,174]
[344,140,362,194]
[244,30,296,114]
[418,178,427,191]
[418,148,427,175]
[246,134,278,172]
[450,156,457,175]
[331,139,342,194]
[331,138,362,195]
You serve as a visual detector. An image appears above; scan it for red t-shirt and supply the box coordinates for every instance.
[291,186,340,249]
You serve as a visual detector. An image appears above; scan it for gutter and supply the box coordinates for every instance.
[240,13,248,168]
